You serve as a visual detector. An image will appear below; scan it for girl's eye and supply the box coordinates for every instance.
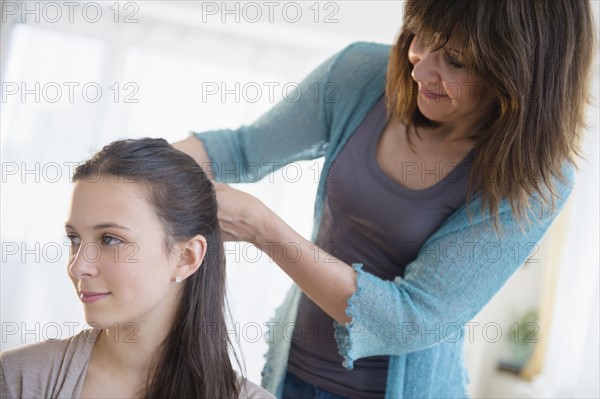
[66,234,80,263]
[66,234,81,246]
[101,235,123,247]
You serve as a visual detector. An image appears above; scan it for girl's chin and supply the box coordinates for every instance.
[83,318,112,330]
[83,315,122,330]
[84,316,140,333]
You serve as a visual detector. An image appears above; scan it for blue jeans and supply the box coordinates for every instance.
[282,372,351,399]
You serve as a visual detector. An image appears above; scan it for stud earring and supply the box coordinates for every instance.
[175,276,183,284]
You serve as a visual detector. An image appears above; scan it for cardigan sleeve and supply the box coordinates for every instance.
[333,163,576,369]
[191,44,362,184]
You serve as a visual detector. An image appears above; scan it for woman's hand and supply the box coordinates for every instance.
[212,182,269,244]
[213,181,356,324]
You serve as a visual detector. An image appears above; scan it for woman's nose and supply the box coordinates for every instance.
[408,39,440,84]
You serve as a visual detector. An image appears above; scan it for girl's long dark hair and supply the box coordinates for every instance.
[73,138,240,398]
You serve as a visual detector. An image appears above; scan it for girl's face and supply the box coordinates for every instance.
[408,35,497,129]
[65,177,181,329]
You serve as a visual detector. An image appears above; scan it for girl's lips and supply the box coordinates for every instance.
[80,292,110,303]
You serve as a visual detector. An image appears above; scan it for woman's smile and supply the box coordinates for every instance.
[419,86,450,100]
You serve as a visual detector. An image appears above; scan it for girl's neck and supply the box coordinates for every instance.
[82,298,180,397]
[88,315,173,394]
[91,289,181,377]
[97,325,166,370]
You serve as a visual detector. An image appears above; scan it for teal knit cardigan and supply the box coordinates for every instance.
[193,42,575,398]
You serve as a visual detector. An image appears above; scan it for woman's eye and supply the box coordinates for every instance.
[445,53,464,69]
[101,235,123,247]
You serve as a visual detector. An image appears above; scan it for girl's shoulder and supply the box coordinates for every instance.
[237,375,276,399]
[0,329,98,399]
[1,328,98,365]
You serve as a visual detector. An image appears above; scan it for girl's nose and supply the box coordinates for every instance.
[68,242,99,279]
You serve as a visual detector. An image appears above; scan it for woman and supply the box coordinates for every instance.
[0,138,274,398]
[174,1,596,397]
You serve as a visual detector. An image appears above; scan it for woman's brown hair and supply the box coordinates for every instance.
[73,138,241,398]
[386,0,596,233]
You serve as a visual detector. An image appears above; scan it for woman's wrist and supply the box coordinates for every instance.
[251,204,291,250]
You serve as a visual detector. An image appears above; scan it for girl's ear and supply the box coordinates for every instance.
[171,235,207,282]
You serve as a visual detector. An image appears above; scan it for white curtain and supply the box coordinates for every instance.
[529,66,600,398]
[527,3,600,396]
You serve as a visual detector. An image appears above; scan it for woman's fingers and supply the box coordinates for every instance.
[212,181,263,243]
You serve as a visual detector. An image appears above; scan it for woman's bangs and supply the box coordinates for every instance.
[403,2,465,51]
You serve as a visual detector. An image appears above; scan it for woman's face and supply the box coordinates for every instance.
[408,35,496,128]
[65,177,181,329]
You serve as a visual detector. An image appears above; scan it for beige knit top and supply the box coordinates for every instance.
[0,329,274,398]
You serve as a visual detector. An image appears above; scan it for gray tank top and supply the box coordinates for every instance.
[286,95,476,398]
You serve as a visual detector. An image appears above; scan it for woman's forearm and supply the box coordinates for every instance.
[210,181,357,324]
[172,136,215,180]
[253,209,357,324]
